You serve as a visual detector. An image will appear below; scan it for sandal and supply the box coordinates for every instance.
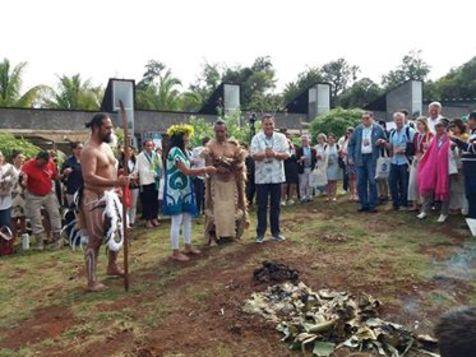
[170,252,190,262]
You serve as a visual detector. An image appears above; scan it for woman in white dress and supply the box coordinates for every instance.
[313,133,328,195]
[324,134,341,202]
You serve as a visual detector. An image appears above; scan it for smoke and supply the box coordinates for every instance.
[435,241,476,282]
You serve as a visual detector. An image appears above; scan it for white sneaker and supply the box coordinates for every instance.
[417,212,427,220]
[437,214,448,223]
[280,201,286,207]
[287,199,295,205]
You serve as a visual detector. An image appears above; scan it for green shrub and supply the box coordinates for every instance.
[0,132,41,159]
[188,112,259,146]
[310,107,364,139]
[188,116,214,147]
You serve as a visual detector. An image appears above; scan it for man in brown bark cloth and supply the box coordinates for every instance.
[79,113,129,292]
[202,120,249,245]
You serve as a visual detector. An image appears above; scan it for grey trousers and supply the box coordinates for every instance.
[299,168,312,200]
[25,191,62,237]
[421,194,449,216]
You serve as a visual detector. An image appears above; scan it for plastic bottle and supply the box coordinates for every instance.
[21,233,30,251]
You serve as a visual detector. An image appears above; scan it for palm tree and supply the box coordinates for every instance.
[43,74,102,110]
[0,58,47,107]
[135,61,183,111]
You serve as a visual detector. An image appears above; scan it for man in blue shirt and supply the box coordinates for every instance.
[61,141,84,207]
[385,112,415,210]
[348,112,387,213]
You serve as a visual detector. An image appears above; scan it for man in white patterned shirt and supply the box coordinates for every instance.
[250,114,290,243]
[427,101,444,134]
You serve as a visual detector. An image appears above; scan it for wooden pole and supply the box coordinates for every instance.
[118,100,130,292]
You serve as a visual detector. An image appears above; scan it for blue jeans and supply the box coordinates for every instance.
[356,154,377,210]
[389,163,409,208]
[256,183,281,237]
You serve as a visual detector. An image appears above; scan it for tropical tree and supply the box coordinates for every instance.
[43,74,102,110]
[425,56,476,99]
[187,57,279,113]
[283,59,358,105]
[187,62,222,110]
[135,60,183,111]
[321,58,359,98]
[283,66,323,105]
[217,56,278,112]
[179,91,204,112]
[0,58,47,107]
[338,78,382,109]
[381,50,430,89]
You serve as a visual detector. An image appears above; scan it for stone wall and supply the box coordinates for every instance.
[0,107,305,139]
[439,103,475,119]
[0,107,95,131]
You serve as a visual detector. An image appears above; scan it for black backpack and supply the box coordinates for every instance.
[390,126,415,158]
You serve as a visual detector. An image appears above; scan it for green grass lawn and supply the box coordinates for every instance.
[0,195,475,356]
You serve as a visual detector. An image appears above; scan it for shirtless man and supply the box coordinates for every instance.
[80,113,129,292]
[202,120,248,244]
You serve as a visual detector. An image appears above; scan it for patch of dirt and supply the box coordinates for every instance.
[369,219,400,233]
[7,268,27,279]
[141,271,288,356]
[318,232,349,243]
[0,306,75,350]
[419,243,460,261]
[433,222,468,244]
[73,330,135,357]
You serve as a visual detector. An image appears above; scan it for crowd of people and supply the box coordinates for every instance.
[262,103,476,235]
[0,104,475,286]
[1,107,476,354]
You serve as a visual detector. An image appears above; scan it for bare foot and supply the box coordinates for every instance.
[170,252,190,262]
[107,265,125,277]
[146,221,154,229]
[86,282,108,292]
[152,219,160,227]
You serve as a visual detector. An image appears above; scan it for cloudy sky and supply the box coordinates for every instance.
[3,0,475,92]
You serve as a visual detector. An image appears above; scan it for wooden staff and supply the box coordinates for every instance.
[118,100,130,292]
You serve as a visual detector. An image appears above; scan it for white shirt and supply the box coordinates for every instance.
[136,151,161,186]
[0,163,18,210]
[190,146,206,180]
[314,144,326,167]
[361,124,373,154]
[428,115,443,134]
[250,131,289,184]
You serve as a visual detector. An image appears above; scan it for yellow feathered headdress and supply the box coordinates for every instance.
[166,124,194,138]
